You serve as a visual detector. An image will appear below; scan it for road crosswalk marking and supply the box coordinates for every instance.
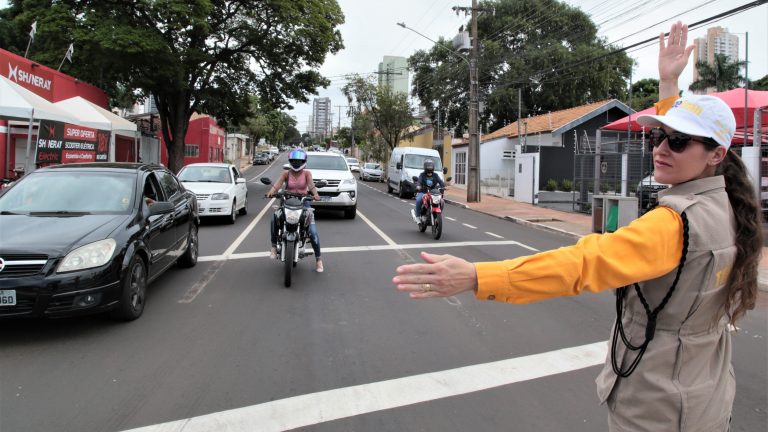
[121,341,607,432]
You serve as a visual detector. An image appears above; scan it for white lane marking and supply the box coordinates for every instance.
[400,199,409,203]
[485,232,504,239]
[197,240,538,262]
[120,341,607,432]
[222,198,275,257]
[179,199,275,303]
[357,210,398,247]
[446,217,456,221]
[462,223,477,229]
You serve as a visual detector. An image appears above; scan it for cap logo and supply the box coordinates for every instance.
[675,100,704,117]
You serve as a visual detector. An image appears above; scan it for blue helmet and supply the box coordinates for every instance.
[288,148,307,171]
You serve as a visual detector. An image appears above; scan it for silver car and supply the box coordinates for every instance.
[360,162,384,182]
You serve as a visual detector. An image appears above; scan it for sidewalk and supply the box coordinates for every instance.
[443,187,768,294]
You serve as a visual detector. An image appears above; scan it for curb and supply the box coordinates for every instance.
[444,199,584,240]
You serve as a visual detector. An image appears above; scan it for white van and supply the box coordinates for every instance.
[387,147,442,198]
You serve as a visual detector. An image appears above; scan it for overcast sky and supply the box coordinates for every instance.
[3,0,765,134]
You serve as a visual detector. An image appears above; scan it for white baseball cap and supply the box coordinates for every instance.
[637,95,736,149]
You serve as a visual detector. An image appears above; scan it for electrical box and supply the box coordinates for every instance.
[592,195,638,233]
[452,31,471,52]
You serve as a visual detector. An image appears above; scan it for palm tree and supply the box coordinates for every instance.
[689,54,746,93]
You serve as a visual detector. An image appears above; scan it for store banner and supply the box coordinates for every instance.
[36,120,109,164]
[0,50,54,100]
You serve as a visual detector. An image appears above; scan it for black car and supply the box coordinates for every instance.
[252,152,270,165]
[0,163,199,321]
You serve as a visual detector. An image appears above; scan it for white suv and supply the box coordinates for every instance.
[306,151,357,219]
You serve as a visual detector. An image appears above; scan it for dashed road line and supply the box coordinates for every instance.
[446,217,456,221]
[485,232,504,239]
[462,223,477,229]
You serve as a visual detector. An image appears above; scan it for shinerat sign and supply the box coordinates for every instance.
[36,120,110,165]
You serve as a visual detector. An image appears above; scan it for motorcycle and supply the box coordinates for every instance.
[261,177,326,287]
[411,175,450,240]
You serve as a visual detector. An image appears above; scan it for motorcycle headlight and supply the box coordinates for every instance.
[211,193,230,201]
[431,194,442,204]
[284,208,302,224]
[342,178,356,186]
[57,239,117,273]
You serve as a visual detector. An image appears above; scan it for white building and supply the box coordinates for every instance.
[693,27,739,83]
[312,98,332,138]
[378,56,409,95]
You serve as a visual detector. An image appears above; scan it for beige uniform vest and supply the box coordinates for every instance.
[595,176,736,432]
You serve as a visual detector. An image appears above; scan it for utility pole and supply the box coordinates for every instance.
[453,0,491,202]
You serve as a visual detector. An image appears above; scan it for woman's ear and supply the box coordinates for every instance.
[709,147,727,166]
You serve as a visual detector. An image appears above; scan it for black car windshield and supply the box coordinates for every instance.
[178,166,231,183]
[0,171,136,214]
[306,155,348,171]
[404,154,442,170]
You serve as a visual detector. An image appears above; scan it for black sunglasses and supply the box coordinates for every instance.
[648,127,719,153]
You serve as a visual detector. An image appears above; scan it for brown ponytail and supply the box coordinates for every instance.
[717,150,763,324]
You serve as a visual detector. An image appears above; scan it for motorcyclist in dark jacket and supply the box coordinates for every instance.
[411,159,445,223]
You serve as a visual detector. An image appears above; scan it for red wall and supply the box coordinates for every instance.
[1,48,108,177]
[158,115,225,171]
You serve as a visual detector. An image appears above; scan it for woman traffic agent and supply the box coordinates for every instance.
[267,148,324,273]
[393,21,762,431]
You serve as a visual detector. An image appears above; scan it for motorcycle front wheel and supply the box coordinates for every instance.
[283,240,294,287]
[432,213,442,240]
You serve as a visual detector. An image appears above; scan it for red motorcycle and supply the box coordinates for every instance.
[412,176,449,240]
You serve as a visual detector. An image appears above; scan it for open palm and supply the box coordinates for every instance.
[659,21,694,82]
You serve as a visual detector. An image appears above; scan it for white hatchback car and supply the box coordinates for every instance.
[305,152,357,219]
[177,163,248,223]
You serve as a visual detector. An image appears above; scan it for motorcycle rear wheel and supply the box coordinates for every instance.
[283,241,294,287]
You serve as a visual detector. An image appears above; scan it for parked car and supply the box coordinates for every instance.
[636,174,668,213]
[345,157,360,172]
[0,163,199,320]
[252,152,270,165]
[177,163,248,224]
[360,162,384,182]
[306,151,358,219]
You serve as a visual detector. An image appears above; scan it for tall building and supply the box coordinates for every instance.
[693,27,739,83]
[312,98,332,138]
[378,56,409,95]
[144,94,158,114]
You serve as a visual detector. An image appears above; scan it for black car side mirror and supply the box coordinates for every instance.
[396,162,402,170]
[412,176,419,182]
[148,201,174,216]
[260,177,272,185]
[443,167,448,175]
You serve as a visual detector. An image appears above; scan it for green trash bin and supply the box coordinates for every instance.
[606,205,619,233]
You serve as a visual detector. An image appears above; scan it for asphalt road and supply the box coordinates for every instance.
[1,152,765,432]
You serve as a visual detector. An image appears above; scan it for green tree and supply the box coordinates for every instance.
[751,74,768,91]
[342,76,413,162]
[335,127,352,148]
[409,0,632,133]
[629,78,659,111]
[0,0,344,172]
[689,54,746,93]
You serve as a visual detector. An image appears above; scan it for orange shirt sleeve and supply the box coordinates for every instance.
[474,206,683,304]
[655,95,679,115]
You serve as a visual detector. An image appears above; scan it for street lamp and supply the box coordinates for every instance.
[397,22,481,203]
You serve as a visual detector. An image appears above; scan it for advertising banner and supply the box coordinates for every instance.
[36,120,109,165]
[0,50,54,100]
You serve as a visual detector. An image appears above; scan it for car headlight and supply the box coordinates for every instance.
[211,193,230,200]
[57,239,117,273]
[342,178,356,186]
[284,208,302,224]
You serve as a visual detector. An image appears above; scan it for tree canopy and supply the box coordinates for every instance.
[0,0,344,171]
[689,54,746,93]
[409,0,632,134]
[342,76,413,162]
[630,78,659,111]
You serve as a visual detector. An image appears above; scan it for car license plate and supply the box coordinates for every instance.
[320,196,331,201]
[0,290,16,306]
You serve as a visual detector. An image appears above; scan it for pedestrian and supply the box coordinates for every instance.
[392,21,762,432]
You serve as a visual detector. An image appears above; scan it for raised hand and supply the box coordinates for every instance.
[658,21,694,99]
[393,252,478,299]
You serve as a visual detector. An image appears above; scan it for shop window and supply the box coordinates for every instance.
[455,151,466,185]
[184,145,199,158]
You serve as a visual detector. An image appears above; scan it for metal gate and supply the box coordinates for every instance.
[572,130,652,214]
